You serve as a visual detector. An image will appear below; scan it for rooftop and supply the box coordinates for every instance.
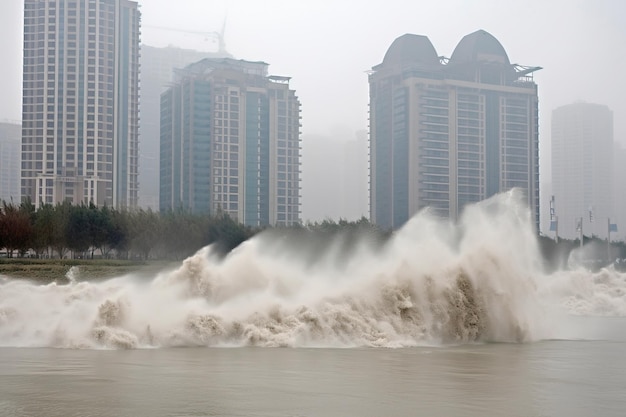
[373,30,541,82]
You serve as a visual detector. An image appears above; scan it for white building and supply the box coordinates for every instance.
[22,0,140,208]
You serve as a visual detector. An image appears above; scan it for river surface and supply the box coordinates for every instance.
[1,333,626,417]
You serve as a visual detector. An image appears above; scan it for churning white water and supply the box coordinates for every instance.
[1,190,625,349]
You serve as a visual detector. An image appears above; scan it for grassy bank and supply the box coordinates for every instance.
[0,258,178,284]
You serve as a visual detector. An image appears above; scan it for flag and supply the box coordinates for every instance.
[549,221,557,231]
[610,223,618,232]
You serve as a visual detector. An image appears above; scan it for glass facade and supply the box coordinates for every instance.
[0,124,21,203]
[418,87,450,215]
[456,91,484,210]
[369,31,540,230]
[160,58,301,226]
[371,79,393,229]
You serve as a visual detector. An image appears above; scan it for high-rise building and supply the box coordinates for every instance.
[138,45,231,210]
[160,58,301,226]
[0,122,22,204]
[369,30,540,230]
[551,102,613,239]
[611,143,626,241]
[21,0,140,208]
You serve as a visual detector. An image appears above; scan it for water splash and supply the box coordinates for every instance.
[1,190,625,349]
[65,265,80,285]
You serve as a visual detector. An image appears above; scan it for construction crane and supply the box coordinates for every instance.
[144,18,227,55]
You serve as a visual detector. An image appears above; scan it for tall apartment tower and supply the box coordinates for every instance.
[138,45,231,210]
[369,30,540,230]
[551,103,613,239]
[0,123,22,204]
[22,0,140,208]
[160,58,301,227]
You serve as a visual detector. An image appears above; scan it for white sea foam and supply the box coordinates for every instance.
[1,190,626,349]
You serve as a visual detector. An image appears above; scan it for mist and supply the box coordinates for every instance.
[3,191,625,349]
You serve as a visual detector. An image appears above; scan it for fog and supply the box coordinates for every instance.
[1,0,625,223]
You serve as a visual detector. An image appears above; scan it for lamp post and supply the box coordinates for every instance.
[577,217,583,249]
[606,217,611,265]
[549,195,558,243]
[607,219,618,264]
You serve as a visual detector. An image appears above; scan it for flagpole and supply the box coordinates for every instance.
[555,215,559,243]
[579,217,583,249]
[606,217,611,264]
[550,196,558,243]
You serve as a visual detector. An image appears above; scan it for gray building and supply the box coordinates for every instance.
[551,102,614,239]
[0,122,21,204]
[612,143,626,241]
[369,30,540,230]
[160,58,301,226]
[138,45,230,210]
[22,0,140,208]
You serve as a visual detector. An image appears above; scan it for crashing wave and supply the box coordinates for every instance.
[1,191,625,349]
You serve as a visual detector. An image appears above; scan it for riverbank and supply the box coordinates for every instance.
[0,258,177,284]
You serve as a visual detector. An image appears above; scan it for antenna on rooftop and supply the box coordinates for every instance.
[219,11,228,55]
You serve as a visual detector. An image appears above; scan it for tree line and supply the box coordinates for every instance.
[0,200,256,260]
[0,200,387,261]
[3,199,624,269]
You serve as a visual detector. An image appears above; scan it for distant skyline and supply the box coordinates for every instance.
[551,103,613,240]
[2,1,624,139]
[1,0,625,221]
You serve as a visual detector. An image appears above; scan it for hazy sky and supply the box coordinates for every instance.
[3,1,626,140]
[1,0,625,219]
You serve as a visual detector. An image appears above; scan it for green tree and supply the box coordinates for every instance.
[51,201,72,258]
[85,203,110,258]
[108,208,130,259]
[205,211,255,256]
[0,201,33,257]
[19,199,38,256]
[67,204,91,257]
[159,208,206,260]
[129,208,161,260]
[32,203,55,257]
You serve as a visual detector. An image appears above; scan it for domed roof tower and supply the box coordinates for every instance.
[371,34,443,77]
[380,33,440,68]
[446,30,514,84]
[449,29,510,65]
